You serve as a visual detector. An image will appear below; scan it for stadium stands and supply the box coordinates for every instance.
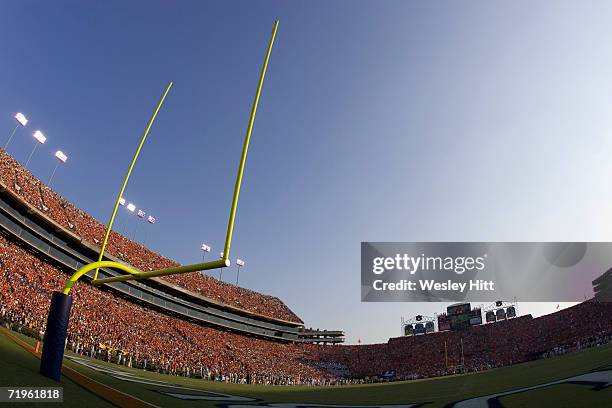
[0,149,302,324]
[593,267,612,301]
[308,301,611,379]
[2,212,611,384]
[0,233,328,384]
[1,148,611,385]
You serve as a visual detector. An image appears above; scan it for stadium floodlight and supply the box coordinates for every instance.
[33,130,46,144]
[127,203,136,212]
[147,215,156,224]
[137,209,146,218]
[40,21,279,382]
[5,112,28,149]
[48,150,68,186]
[236,258,245,284]
[25,130,46,168]
[15,112,28,127]
[200,244,211,264]
[55,150,68,163]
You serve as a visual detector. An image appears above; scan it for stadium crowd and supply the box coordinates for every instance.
[1,148,611,385]
[1,227,610,384]
[308,301,612,379]
[0,149,301,324]
[0,233,331,384]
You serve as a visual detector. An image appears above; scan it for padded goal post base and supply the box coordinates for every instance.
[40,291,73,381]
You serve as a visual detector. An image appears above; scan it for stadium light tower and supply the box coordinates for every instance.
[201,243,211,260]
[125,203,137,238]
[114,197,127,232]
[5,112,28,149]
[48,150,68,186]
[132,209,146,240]
[236,258,245,285]
[25,130,46,168]
[142,215,156,246]
[199,244,211,274]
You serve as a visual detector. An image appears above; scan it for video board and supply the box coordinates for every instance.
[438,314,451,331]
[447,303,471,316]
[445,304,482,330]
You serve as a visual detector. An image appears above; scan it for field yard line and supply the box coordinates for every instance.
[1,328,160,408]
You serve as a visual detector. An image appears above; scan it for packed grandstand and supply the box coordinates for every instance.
[1,148,611,385]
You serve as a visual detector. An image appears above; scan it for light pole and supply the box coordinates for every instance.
[48,150,67,186]
[5,112,28,149]
[134,209,146,240]
[115,197,127,233]
[25,130,46,168]
[143,215,156,245]
[200,244,211,275]
[125,203,136,238]
[236,258,245,285]
[219,252,225,280]
[201,244,211,261]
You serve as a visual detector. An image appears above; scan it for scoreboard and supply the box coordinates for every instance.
[437,314,450,331]
[442,303,482,330]
[468,308,483,325]
[447,303,471,315]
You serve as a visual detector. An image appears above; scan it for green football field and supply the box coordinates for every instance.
[0,328,610,408]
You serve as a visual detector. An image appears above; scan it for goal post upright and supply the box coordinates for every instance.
[93,81,174,282]
[41,21,280,381]
[222,20,278,262]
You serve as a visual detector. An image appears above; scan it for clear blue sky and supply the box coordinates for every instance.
[2,1,609,343]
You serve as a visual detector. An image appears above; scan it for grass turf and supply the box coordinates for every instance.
[0,329,113,407]
[1,328,611,407]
